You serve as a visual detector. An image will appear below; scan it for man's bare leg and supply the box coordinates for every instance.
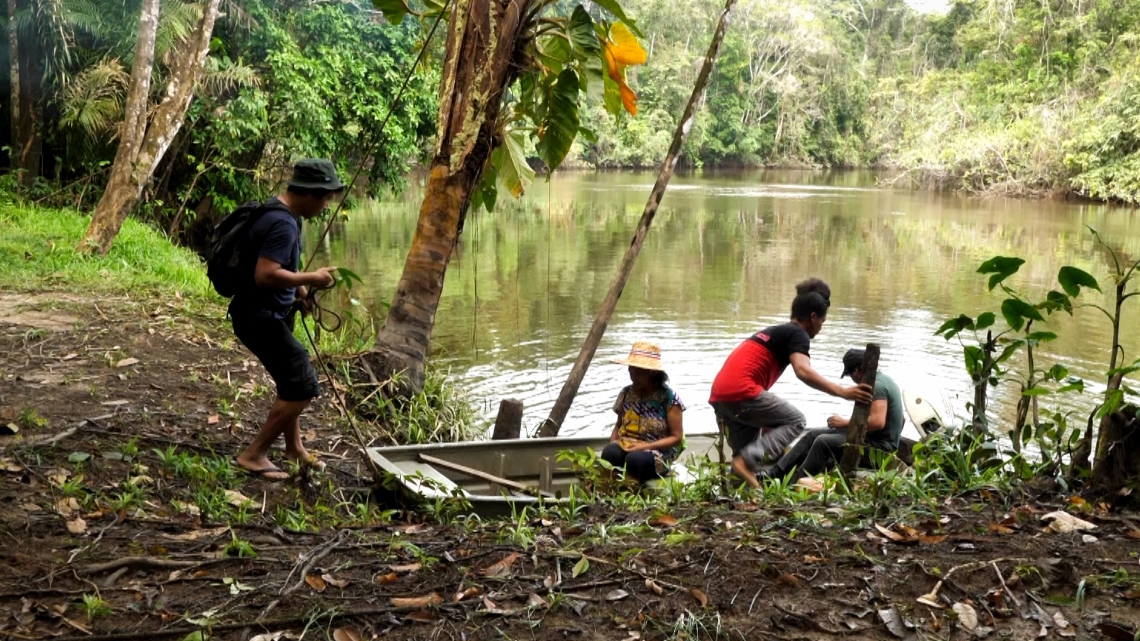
[236,397,309,479]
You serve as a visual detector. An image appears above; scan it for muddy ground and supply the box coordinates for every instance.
[1,292,1139,641]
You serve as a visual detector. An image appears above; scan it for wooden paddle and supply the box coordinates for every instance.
[418,453,556,499]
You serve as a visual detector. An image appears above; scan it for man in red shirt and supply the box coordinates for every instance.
[709,279,872,488]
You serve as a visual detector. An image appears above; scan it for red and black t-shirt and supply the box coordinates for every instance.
[709,322,811,403]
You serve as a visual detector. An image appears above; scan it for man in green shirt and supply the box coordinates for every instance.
[758,348,904,482]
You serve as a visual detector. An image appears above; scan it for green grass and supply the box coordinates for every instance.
[0,196,218,301]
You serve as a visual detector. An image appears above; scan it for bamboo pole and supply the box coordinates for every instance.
[540,0,740,436]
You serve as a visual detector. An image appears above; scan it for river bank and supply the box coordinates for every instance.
[3,188,1140,640]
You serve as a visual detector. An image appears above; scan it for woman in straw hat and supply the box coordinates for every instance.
[601,341,685,483]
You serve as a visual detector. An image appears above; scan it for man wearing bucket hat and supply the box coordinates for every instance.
[758,347,904,483]
[230,159,345,480]
[709,279,873,489]
[601,341,686,483]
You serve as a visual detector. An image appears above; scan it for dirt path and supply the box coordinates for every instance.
[1,293,1139,641]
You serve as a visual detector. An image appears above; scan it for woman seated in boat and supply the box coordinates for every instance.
[601,341,685,483]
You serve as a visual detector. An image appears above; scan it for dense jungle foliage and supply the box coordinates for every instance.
[4,0,1140,224]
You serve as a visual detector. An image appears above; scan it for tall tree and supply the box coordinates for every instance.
[365,0,648,391]
[77,0,221,254]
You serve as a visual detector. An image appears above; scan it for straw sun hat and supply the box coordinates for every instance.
[614,341,666,372]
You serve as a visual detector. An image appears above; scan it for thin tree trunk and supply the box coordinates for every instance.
[78,0,220,254]
[367,0,532,392]
[838,343,880,481]
[7,0,18,173]
[76,0,159,253]
[540,0,740,436]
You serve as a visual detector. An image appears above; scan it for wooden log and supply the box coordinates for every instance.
[418,453,555,499]
[540,0,741,436]
[491,399,523,440]
[839,343,880,481]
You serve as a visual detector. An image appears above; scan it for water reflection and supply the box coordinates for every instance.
[313,170,1140,438]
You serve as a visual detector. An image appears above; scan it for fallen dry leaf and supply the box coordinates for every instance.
[988,523,1015,535]
[874,524,906,542]
[482,552,519,578]
[1082,534,1099,544]
[952,602,978,630]
[733,502,760,512]
[389,563,422,573]
[55,497,80,517]
[332,628,362,641]
[223,490,260,509]
[1041,511,1096,533]
[403,610,437,623]
[1125,529,1140,540]
[645,579,664,595]
[878,606,910,638]
[391,593,443,608]
[375,572,398,585]
[649,514,678,527]
[919,535,948,544]
[803,555,827,564]
[163,527,228,542]
[207,415,220,425]
[452,586,482,602]
[66,517,87,535]
[527,592,546,608]
[690,588,709,607]
[114,357,139,368]
[321,573,348,589]
[1123,590,1140,600]
[777,573,805,588]
[304,574,327,592]
[605,589,629,602]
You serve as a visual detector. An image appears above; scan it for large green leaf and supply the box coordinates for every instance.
[1043,290,1073,315]
[491,128,534,198]
[1001,298,1044,331]
[1097,388,1125,419]
[975,312,996,330]
[371,0,411,24]
[537,69,580,173]
[935,314,974,339]
[568,6,601,56]
[977,256,1025,290]
[591,0,644,38]
[1057,266,1101,297]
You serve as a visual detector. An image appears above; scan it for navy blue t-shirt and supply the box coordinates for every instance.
[229,198,301,319]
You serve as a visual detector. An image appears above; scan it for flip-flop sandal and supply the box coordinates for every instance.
[233,460,290,481]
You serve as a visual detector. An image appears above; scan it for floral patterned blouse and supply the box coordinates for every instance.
[612,385,686,474]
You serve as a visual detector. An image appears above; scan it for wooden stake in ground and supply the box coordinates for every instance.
[492,399,524,440]
[540,0,740,436]
[838,343,879,481]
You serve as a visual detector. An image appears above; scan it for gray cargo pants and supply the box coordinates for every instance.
[711,392,806,472]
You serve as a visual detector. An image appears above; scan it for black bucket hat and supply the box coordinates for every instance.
[841,348,865,378]
[288,158,345,192]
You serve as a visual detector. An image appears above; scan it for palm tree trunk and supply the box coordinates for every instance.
[78,0,221,255]
[367,0,532,392]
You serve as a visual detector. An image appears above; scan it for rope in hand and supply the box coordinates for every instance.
[288,2,453,480]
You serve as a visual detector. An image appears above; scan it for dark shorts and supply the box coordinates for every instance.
[231,313,320,402]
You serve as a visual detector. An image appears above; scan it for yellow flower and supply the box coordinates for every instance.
[601,23,647,116]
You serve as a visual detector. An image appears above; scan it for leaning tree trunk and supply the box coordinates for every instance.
[78,0,221,255]
[366,0,533,392]
[540,0,739,435]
